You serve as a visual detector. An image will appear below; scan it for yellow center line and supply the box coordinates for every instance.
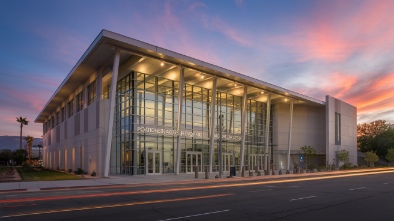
[0,193,233,219]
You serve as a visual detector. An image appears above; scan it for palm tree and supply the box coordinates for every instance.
[25,135,34,165]
[16,117,28,150]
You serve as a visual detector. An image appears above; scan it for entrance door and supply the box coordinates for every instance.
[249,154,263,170]
[186,151,202,173]
[223,153,234,172]
[145,150,162,174]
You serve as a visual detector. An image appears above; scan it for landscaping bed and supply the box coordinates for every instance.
[16,167,83,181]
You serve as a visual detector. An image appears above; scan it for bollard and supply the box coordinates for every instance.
[194,166,199,178]
[279,170,282,175]
[241,166,245,177]
[286,170,290,174]
[205,166,209,179]
[249,170,254,177]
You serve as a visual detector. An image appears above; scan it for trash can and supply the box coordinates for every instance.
[230,166,236,176]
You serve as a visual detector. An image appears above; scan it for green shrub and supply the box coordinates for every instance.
[340,162,352,170]
[74,168,84,175]
[91,171,96,177]
[68,169,73,173]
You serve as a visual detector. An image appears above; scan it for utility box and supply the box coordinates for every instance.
[230,167,236,176]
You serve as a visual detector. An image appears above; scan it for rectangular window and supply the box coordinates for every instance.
[335,112,341,145]
[55,112,60,126]
[88,81,97,105]
[61,107,65,122]
[76,91,84,112]
[68,99,74,117]
[103,85,109,99]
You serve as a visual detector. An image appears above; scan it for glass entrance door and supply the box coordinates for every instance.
[249,154,263,170]
[186,151,202,173]
[222,153,234,172]
[145,150,162,175]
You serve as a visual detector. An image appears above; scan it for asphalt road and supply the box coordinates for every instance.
[1,170,394,221]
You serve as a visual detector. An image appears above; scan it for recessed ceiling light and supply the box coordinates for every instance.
[160,61,164,66]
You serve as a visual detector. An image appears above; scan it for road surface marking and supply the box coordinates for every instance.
[249,189,272,192]
[157,209,231,221]
[2,169,394,204]
[0,194,232,219]
[290,196,316,201]
[349,187,365,190]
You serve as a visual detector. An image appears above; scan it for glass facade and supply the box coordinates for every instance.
[110,69,273,175]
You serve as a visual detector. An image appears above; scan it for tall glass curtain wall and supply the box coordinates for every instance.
[111,71,272,175]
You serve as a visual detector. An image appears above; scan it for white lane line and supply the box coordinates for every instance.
[250,189,272,192]
[157,209,231,221]
[349,187,366,191]
[290,196,316,201]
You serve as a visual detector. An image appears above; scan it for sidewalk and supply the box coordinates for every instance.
[0,168,392,192]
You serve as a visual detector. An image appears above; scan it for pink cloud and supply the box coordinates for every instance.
[29,25,89,66]
[200,15,252,47]
[188,2,207,11]
[235,0,245,7]
[279,0,394,63]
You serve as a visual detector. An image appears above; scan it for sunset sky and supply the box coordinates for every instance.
[1,0,393,138]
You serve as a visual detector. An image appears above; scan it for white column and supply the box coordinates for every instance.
[104,49,120,177]
[208,77,217,173]
[175,67,185,174]
[240,85,247,172]
[286,100,294,170]
[264,92,271,171]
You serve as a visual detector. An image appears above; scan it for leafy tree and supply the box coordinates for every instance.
[357,120,394,157]
[25,135,34,165]
[16,117,29,150]
[12,149,28,166]
[357,120,389,137]
[364,151,379,167]
[386,149,394,166]
[338,149,349,164]
[0,149,12,165]
[300,145,316,169]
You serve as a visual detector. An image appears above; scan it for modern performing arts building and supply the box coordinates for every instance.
[35,30,357,177]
